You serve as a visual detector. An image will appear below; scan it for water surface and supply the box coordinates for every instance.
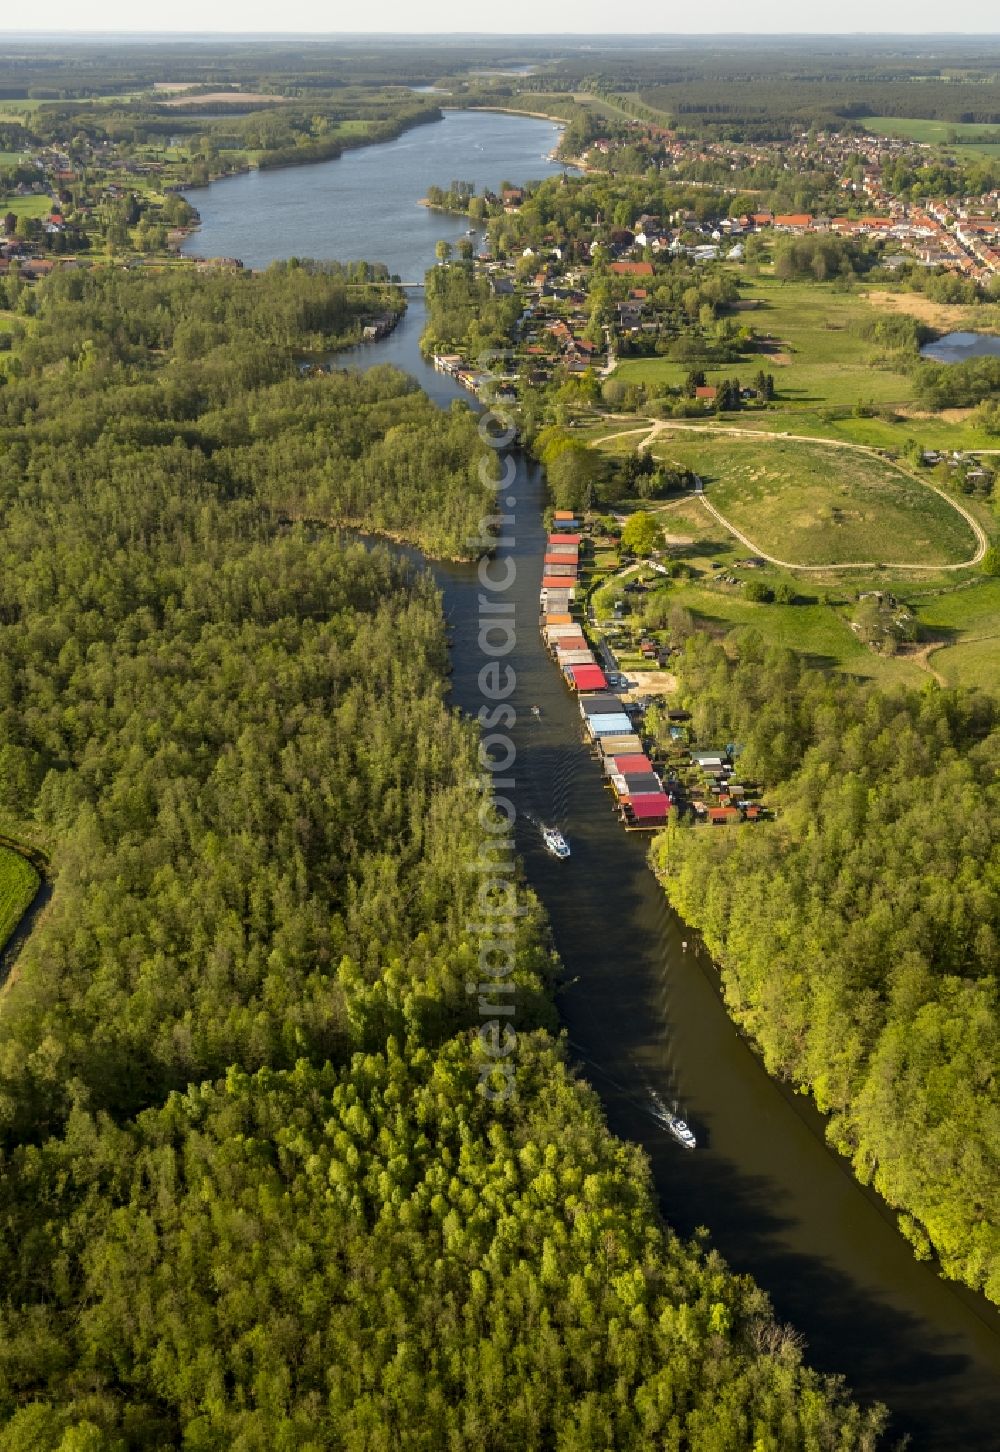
[921,330,1000,363]
[183,108,567,281]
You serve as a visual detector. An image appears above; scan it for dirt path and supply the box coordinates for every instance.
[591,419,988,572]
[905,642,948,687]
[587,423,659,451]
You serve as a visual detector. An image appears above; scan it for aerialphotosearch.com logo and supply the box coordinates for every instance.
[466,346,521,1104]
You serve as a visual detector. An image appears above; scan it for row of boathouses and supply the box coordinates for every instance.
[540,515,671,829]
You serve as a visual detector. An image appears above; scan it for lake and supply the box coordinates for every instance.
[182,107,567,281]
[921,330,1000,363]
[183,111,1000,1449]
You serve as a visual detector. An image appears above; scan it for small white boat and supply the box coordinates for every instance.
[649,1091,696,1149]
[542,826,570,859]
[530,704,541,717]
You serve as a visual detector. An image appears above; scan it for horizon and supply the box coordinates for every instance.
[3,20,1000,38]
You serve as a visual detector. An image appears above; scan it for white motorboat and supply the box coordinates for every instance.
[542,826,570,859]
[649,1091,696,1149]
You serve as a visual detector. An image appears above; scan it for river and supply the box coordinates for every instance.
[183,111,1000,1449]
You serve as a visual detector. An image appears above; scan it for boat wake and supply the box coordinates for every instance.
[648,1089,697,1149]
[564,1045,697,1150]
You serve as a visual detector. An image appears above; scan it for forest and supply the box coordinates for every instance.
[0,263,888,1446]
[652,633,1000,1305]
[0,263,490,559]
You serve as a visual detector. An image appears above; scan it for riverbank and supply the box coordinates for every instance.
[0,843,39,954]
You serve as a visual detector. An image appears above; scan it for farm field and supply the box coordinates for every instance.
[860,115,1000,156]
[0,845,39,954]
[159,91,288,108]
[914,575,1000,634]
[0,100,48,122]
[638,433,979,567]
[614,276,916,412]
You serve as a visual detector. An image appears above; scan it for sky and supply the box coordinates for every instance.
[1,7,1000,35]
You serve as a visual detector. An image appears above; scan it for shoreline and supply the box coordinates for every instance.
[442,102,567,124]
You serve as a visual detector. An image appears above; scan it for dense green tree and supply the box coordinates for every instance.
[620,511,666,557]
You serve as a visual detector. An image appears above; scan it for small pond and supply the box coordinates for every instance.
[920,330,1000,363]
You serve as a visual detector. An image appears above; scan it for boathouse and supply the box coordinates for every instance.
[606,753,653,776]
[567,664,607,692]
[586,713,635,738]
[626,792,671,826]
[599,733,644,757]
[541,577,576,599]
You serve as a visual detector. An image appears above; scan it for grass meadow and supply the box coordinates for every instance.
[0,193,56,220]
[633,433,979,566]
[614,276,916,411]
[860,115,1000,157]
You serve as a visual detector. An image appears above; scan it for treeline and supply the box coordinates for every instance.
[772,234,872,283]
[638,78,1000,137]
[915,354,1000,410]
[256,104,440,171]
[0,259,888,1445]
[652,633,1000,1304]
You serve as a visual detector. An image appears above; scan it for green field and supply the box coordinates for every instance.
[667,584,925,685]
[0,100,49,122]
[929,635,1000,686]
[914,575,1000,630]
[861,116,1000,157]
[639,433,979,567]
[0,845,39,954]
[584,521,933,685]
[668,405,999,455]
[614,276,916,413]
[908,577,1000,687]
[0,193,55,220]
